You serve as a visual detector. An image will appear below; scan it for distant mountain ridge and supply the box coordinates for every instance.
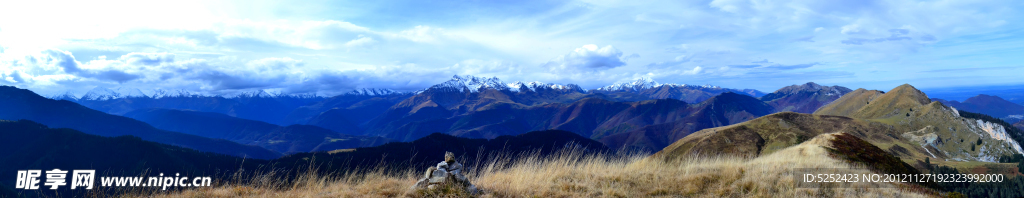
[590,77,766,103]
[760,82,852,113]
[81,87,148,100]
[54,88,347,126]
[31,76,852,154]
[430,75,587,93]
[932,94,1024,122]
[595,77,720,91]
[0,119,262,197]
[55,87,352,101]
[124,108,391,154]
[364,90,775,151]
[0,86,280,159]
[55,75,761,104]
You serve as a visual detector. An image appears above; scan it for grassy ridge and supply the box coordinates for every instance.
[140,133,937,197]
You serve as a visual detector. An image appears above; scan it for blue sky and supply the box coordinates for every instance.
[0,0,1022,96]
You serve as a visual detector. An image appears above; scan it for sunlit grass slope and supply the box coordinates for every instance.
[138,133,936,198]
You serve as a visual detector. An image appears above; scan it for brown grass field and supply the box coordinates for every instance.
[95,133,945,198]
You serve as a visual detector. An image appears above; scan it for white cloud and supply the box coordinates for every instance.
[397,25,451,43]
[1,0,1022,94]
[709,0,744,13]
[543,44,628,72]
[121,52,175,66]
[449,59,522,77]
[344,35,377,48]
[683,66,703,75]
[841,24,863,35]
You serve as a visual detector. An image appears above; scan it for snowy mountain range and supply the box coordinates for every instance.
[345,88,401,96]
[428,75,586,93]
[428,75,750,95]
[151,89,202,98]
[594,77,720,92]
[53,87,336,101]
[51,75,760,101]
[80,87,148,100]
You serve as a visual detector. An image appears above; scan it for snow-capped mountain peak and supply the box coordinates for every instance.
[235,90,277,98]
[432,75,511,93]
[81,87,118,100]
[49,90,79,101]
[430,75,584,93]
[151,89,199,98]
[505,81,586,93]
[345,88,398,96]
[697,84,720,89]
[81,87,148,100]
[596,77,663,92]
[594,78,725,92]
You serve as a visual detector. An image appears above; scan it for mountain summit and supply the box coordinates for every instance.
[815,84,1023,161]
[81,87,148,100]
[49,90,79,101]
[430,75,585,93]
[933,94,1024,119]
[660,83,1023,164]
[760,82,852,113]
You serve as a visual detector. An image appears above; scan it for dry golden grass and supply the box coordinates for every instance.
[131,134,938,198]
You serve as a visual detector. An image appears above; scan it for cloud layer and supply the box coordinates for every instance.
[1,0,1022,96]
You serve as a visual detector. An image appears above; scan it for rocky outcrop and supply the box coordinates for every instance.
[412,152,479,194]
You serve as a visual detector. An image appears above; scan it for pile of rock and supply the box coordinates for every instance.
[411,151,479,194]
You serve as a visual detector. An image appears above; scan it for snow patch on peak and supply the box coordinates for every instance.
[825,87,842,96]
[771,82,850,97]
[801,82,823,91]
[697,84,720,89]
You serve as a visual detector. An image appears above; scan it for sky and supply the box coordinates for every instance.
[0,0,1022,97]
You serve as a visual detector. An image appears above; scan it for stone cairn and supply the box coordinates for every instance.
[411,151,479,194]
